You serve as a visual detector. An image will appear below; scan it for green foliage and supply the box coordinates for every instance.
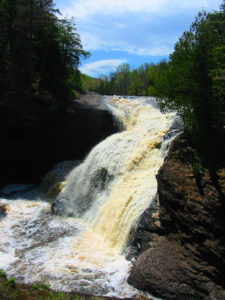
[81,74,102,92]
[147,61,170,99]
[154,5,225,167]
[0,282,4,292]
[8,277,16,288]
[88,61,171,97]
[0,271,104,299]
[0,0,89,111]
[190,152,203,177]
[25,291,30,297]
[0,269,7,278]
[90,63,151,96]
[31,282,50,291]
[69,69,85,94]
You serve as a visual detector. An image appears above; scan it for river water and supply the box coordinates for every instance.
[0,96,179,298]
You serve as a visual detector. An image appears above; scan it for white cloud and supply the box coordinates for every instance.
[79,31,102,51]
[56,0,221,62]
[60,0,221,20]
[80,59,127,77]
[78,18,177,56]
[126,45,173,56]
[58,0,221,57]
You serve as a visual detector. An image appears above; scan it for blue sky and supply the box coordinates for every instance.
[54,0,221,77]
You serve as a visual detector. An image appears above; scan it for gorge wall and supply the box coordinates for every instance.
[128,134,225,300]
[0,96,118,186]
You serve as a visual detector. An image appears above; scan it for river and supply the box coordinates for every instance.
[0,96,180,298]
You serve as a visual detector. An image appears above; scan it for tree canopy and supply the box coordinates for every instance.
[156,6,225,168]
[0,0,89,111]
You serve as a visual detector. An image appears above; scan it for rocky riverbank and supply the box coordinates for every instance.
[128,134,225,300]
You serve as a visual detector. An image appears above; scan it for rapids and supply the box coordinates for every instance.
[0,96,180,298]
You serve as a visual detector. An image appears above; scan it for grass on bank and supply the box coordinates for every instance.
[0,270,103,300]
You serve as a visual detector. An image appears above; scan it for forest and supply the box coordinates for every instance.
[0,0,89,112]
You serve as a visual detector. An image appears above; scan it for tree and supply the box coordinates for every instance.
[155,6,225,173]
[0,0,89,111]
[147,61,170,98]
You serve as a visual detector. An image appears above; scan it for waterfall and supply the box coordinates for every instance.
[0,96,181,298]
[54,96,178,253]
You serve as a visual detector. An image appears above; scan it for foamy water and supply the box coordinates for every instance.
[0,96,180,298]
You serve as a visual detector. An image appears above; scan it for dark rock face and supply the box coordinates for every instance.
[129,238,200,300]
[0,97,118,186]
[128,134,225,300]
[127,197,163,259]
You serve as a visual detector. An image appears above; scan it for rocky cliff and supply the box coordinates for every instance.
[128,134,225,300]
[0,95,118,186]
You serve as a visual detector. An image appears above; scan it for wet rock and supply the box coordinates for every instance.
[0,204,9,218]
[128,197,164,258]
[209,289,225,300]
[47,181,67,198]
[217,169,225,195]
[51,198,73,216]
[128,134,225,299]
[128,239,203,299]
[51,163,115,217]
[40,160,79,193]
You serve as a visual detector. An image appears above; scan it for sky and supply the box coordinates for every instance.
[54,0,221,78]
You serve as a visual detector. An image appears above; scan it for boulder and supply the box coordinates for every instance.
[128,134,225,299]
[0,204,9,218]
[47,181,67,199]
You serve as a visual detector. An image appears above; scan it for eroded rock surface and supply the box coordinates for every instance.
[0,94,118,186]
[128,134,225,300]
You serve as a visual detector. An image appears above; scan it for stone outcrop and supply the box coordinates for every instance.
[47,181,67,198]
[0,94,118,187]
[128,134,225,300]
[0,204,8,218]
[40,160,79,194]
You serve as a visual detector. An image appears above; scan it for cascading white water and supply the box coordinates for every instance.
[0,96,180,298]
